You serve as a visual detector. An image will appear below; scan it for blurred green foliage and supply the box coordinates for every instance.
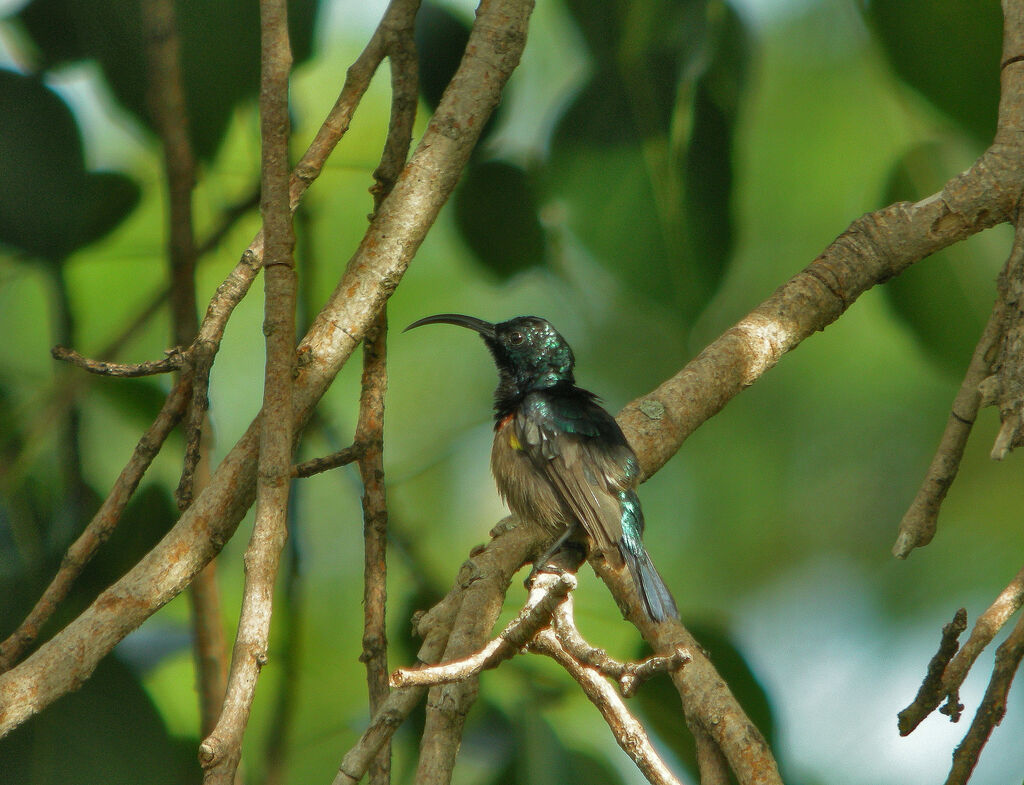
[1,0,1022,784]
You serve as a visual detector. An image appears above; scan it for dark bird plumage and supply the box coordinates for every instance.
[406,313,679,623]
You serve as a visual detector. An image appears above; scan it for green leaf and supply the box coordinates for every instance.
[546,0,748,324]
[415,2,470,113]
[0,69,140,262]
[453,161,546,279]
[862,0,1001,143]
[18,0,320,161]
[882,140,1003,376]
[72,171,143,250]
[415,1,500,146]
[684,2,748,275]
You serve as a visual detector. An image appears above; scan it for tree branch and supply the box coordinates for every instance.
[293,444,365,477]
[390,572,576,688]
[50,345,186,376]
[898,608,969,734]
[199,0,296,779]
[899,563,1024,733]
[356,14,418,780]
[945,609,1024,785]
[892,298,1004,558]
[529,627,681,785]
[357,312,391,785]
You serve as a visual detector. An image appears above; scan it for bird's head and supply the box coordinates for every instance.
[406,313,576,405]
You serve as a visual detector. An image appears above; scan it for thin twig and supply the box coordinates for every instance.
[898,608,969,734]
[199,1,296,781]
[260,529,303,785]
[141,0,198,347]
[900,563,1024,734]
[0,377,191,671]
[190,562,230,736]
[945,610,1024,785]
[591,556,780,784]
[550,596,689,698]
[293,444,365,477]
[187,422,229,739]
[940,563,1024,716]
[529,626,681,785]
[51,345,186,377]
[176,344,216,508]
[175,0,414,505]
[892,297,1005,558]
[390,573,576,688]
[2,183,259,498]
[173,0,418,506]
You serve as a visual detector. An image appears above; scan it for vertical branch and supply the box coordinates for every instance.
[357,313,391,785]
[356,15,419,784]
[199,0,296,782]
[189,426,230,740]
[141,0,230,736]
[191,562,229,737]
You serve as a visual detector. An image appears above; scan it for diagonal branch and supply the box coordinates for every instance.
[892,297,1004,558]
[945,609,1024,785]
[899,563,1024,733]
[529,629,680,785]
[0,376,191,671]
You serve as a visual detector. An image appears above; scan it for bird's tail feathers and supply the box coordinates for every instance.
[619,535,678,623]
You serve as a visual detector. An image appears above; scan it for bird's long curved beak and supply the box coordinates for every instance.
[404,313,496,339]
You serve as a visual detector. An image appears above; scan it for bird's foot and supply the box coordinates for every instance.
[524,540,586,589]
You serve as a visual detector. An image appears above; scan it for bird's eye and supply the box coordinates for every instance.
[509,331,525,346]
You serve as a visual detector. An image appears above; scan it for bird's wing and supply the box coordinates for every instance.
[514,396,639,558]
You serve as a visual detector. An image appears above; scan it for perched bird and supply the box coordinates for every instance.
[406,313,678,623]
